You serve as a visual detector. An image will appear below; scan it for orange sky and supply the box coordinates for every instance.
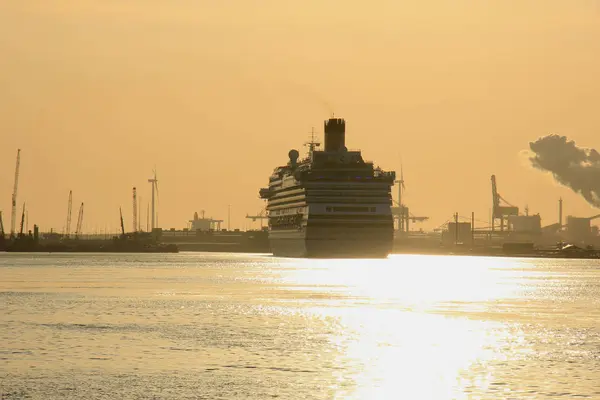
[1,1,599,233]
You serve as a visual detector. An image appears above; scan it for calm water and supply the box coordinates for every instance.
[1,252,599,399]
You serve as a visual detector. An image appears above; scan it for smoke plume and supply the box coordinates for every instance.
[529,134,600,207]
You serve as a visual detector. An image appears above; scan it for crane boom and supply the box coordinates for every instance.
[19,203,25,236]
[245,207,267,220]
[132,187,138,233]
[65,190,73,238]
[75,202,84,238]
[10,149,21,238]
[245,214,268,220]
[0,211,4,237]
[491,174,518,218]
[246,206,268,228]
[491,174,499,209]
[119,207,125,236]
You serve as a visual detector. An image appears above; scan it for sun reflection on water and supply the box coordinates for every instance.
[274,254,538,398]
[283,254,538,306]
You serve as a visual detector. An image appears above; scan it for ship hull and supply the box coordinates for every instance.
[269,227,393,258]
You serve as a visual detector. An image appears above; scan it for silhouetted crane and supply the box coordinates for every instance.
[0,211,5,239]
[75,203,84,239]
[132,187,138,233]
[119,207,125,236]
[65,190,73,238]
[246,207,268,228]
[392,163,428,232]
[491,175,519,231]
[19,203,25,237]
[10,149,21,238]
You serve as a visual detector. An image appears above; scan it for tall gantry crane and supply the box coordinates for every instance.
[132,187,138,233]
[10,149,21,238]
[65,190,73,238]
[491,175,519,231]
[75,202,84,239]
[246,207,268,229]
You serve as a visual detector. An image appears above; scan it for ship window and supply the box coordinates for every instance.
[370,207,376,212]
[330,206,370,213]
[326,207,332,212]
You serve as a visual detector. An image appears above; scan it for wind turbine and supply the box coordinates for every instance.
[394,160,405,208]
[148,169,159,230]
[394,158,407,232]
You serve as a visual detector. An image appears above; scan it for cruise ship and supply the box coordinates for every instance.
[259,117,396,258]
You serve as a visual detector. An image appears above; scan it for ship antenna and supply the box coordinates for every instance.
[305,127,320,158]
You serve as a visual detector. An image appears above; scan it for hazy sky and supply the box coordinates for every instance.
[1,1,599,233]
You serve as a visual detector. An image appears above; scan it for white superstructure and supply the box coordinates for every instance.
[260,117,396,258]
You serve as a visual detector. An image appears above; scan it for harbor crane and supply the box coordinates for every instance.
[75,203,84,239]
[0,211,5,239]
[19,203,25,237]
[65,190,73,238]
[132,187,138,233]
[391,164,429,232]
[491,175,519,231]
[246,207,268,228]
[392,201,429,232]
[119,207,125,236]
[10,149,21,238]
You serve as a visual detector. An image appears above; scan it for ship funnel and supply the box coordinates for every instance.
[324,117,346,152]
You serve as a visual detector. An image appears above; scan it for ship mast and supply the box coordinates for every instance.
[305,127,320,159]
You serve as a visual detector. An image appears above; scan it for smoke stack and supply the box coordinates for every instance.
[558,197,563,229]
[324,117,346,152]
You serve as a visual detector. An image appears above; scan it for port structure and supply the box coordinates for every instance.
[148,169,159,230]
[563,213,600,243]
[246,207,268,229]
[392,163,428,232]
[0,211,4,238]
[75,203,84,238]
[132,187,138,233]
[119,207,125,236]
[10,149,21,238]
[491,175,519,232]
[65,190,73,238]
[19,203,25,237]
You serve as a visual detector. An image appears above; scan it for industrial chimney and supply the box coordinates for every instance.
[558,197,563,230]
[324,118,346,152]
